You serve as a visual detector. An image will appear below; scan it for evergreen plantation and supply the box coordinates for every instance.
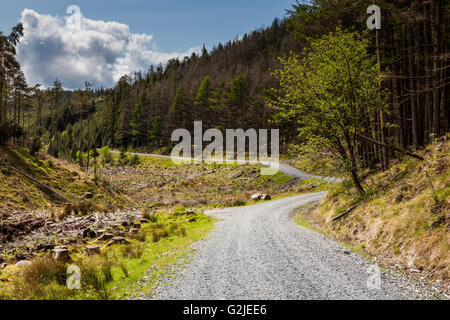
[0,0,448,189]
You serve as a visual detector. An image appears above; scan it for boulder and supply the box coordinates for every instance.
[15,260,32,267]
[83,245,101,256]
[261,194,271,201]
[251,194,262,201]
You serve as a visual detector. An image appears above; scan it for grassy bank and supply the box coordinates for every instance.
[0,208,214,300]
[295,138,449,292]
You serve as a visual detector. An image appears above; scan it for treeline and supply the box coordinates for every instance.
[1,1,448,176]
[94,18,299,150]
[285,0,449,168]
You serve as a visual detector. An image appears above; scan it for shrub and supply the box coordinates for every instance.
[11,257,67,299]
[129,154,140,166]
[100,146,113,164]
[151,228,169,243]
[120,243,144,259]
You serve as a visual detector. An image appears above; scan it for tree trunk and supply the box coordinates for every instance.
[406,21,420,150]
[432,0,442,137]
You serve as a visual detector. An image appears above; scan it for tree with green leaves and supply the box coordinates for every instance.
[271,29,388,194]
[130,89,147,146]
[0,23,24,123]
[195,75,213,126]
[226,74,250,129]
[169,85,189,130]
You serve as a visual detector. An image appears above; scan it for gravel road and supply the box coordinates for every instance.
[152,193,436,300]
[109,150,341,182]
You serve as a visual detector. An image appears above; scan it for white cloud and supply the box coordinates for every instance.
[17,8,200,89]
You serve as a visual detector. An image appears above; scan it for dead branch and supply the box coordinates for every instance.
[7,165,72,203]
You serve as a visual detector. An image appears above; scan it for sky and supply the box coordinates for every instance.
[0,0,295,90]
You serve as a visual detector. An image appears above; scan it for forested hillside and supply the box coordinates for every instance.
[1,0,449,178]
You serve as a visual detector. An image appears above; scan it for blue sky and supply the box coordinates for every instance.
[1,0,295,89]
[1,0,294,52]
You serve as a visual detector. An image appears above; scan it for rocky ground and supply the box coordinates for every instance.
[0,208,143,267]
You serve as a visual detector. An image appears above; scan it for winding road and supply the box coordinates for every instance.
[120,152,432,299]
[151,193,432,300]
[110,150,341,182]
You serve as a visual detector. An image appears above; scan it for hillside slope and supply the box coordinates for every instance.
[302,138,449,294]
[0,146,131,214]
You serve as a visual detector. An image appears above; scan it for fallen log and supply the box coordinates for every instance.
[331,202,362,221]
[7,165,72,203]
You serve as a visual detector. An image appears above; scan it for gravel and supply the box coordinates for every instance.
[149,193,439,300]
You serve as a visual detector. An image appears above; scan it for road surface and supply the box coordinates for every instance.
[110,150,341,182]
[151,193,433,300]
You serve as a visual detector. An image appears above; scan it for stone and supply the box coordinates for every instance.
[83,245,101,256]
[261,194,271,201]
[52,248,72,262]
[0,263,8,269]
[251,194,262,201]
[15,260,32,267]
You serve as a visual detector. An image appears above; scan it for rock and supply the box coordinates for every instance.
[52,248,72,262]
[15,260,32,267]
[140,219,150,224]
[261,194,271,201]
[343,251,351,255]
[83,245,101,256]
[251,194,262,201]
[97,233,114,241]
[0,263,8,269]
[83,192,94,199]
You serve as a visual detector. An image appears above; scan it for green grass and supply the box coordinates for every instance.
[0,209,214,300]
